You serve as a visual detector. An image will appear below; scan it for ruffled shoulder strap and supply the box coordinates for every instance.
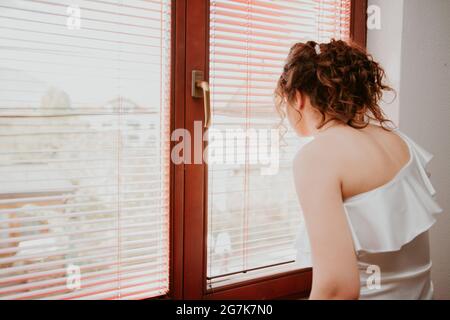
[342,129,443,254]
[394,129,436,196]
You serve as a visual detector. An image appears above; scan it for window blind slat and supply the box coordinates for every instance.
[0,220,167,246]
[0,237,169,267]
[1,250,168,279]
[0,207,165,224]
[0,261,165,295]
[0,232,166,257]
[6,272,167,300]
[0,253,167,285]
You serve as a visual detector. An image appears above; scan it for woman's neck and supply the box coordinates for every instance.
[312,119,346,137]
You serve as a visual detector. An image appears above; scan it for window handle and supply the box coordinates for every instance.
[192,70,211,128]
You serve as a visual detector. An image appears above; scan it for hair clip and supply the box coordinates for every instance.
[315,43,321,55]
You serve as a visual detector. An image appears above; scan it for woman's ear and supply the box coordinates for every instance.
[295,90,305,110]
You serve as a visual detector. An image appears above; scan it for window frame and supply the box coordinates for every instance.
[167,0,368,300]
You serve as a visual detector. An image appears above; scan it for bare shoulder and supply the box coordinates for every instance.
[293,124,412,200]
[293,133,346,181]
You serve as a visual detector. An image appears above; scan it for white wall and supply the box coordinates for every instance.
[367,0,404,124]
[368,0,450,299]
[398,0,450,300]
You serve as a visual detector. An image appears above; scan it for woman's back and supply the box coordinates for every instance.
[313,124,411,202]
[294,127,443,299]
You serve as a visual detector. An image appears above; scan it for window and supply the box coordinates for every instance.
[207,0,352,288]
[0,0,366,300]
[0,0,171,299]
[178,0,365,299]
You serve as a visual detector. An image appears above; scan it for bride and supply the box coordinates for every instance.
[275,39,443,299]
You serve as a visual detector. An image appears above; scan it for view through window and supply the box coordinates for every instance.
[0,0,171,299]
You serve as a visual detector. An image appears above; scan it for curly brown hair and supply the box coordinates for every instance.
[275,39,394,130]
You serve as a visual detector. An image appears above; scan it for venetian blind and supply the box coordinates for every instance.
[0,0,171,299]
[207,0,351,287]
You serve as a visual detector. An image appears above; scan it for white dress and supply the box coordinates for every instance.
[293,129,443,299]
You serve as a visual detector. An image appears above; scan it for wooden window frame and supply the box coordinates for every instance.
[165,0,368,300]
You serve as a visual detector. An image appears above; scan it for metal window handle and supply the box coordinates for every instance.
[192,70,211,128]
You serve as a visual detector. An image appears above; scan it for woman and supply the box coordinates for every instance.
[275,40,443,299]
